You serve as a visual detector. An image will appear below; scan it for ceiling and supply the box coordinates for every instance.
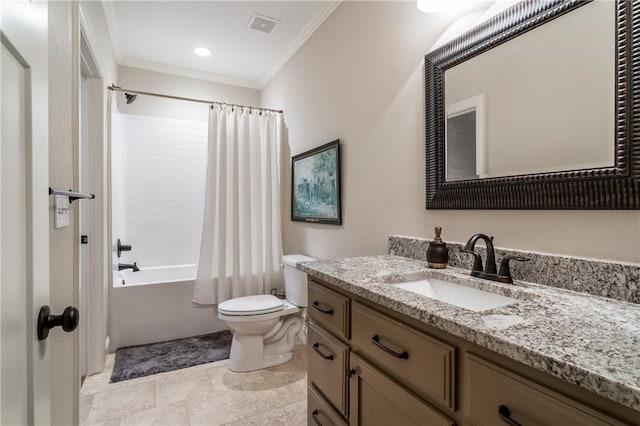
[102,1,341,89]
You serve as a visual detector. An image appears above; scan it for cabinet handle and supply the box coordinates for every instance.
[498,405,523,426]
[370,334,409,359]
[312,343,335,360]
[312,301,334,315]
[311,409,323,426]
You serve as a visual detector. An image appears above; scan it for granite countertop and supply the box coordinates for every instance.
[297,255,640,412]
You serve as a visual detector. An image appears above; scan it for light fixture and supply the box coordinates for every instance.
[193,47,212,57]
[417,0,445,13]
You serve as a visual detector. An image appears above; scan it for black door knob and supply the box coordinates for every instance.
[37,305,79,341]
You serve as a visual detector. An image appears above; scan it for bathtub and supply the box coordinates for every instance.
[115,264,197,286]
[108,264,227,350]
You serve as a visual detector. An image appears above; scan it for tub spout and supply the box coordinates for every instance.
[118,262,139,272]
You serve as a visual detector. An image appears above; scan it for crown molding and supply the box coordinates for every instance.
[120,57,260,89]
[258,0,342,88]
[101,1,341,91]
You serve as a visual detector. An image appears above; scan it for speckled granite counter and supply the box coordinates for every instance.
[298,255,640,412]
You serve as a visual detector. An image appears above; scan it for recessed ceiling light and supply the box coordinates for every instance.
[193,47,212,57]
[417,0,445,13]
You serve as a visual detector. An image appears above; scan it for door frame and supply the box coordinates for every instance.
[78,4,109,376]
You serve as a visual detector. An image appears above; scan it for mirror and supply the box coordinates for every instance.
[425,0,640,209]
[445,1,615,181]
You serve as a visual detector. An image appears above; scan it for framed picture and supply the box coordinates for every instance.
[291,139,342,225]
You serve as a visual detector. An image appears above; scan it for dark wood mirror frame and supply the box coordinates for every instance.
[425,0,640,209]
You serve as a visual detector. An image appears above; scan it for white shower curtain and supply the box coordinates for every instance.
[193,105,284,305]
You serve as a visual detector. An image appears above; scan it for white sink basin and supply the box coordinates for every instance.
[393,279,519,312]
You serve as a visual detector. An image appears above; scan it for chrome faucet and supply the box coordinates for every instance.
[118,262,140,272]
[462,234,528,284]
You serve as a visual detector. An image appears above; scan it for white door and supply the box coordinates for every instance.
[1,1,52,424]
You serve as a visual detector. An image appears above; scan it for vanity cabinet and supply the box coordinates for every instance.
[306,276,640,425]
[464,354,625,426]
[307,278,455,425]
[308,385,348,426]
[308,280,350,340]
[349,353,454,426]
[308,322,349,417]
[351,302,456,411]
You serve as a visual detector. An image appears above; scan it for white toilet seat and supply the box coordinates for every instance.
[218,299,299,322]
[218,294,284,316]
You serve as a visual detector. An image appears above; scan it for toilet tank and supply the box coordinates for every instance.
[282,254,315,307]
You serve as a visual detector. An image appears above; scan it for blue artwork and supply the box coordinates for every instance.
[292,140,341,225]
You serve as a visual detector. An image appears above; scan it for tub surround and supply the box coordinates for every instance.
[109,280,225,350]
[389,235,640,303]
[297,255,640,412]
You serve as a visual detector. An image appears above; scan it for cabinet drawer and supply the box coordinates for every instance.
[351,302,456,410]
[308,322,349,417]
[349,353,455,426]
[309,280,350,340]
[308,385,347,426]
[464,354,626,426]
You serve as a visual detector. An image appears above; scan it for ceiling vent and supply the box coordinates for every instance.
[247,13,280,35]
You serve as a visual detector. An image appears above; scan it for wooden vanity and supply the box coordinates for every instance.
[306,277,639,425]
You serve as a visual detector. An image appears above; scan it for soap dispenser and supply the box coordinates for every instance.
[427,226,449,269]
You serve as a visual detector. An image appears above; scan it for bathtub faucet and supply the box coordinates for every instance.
[118,262,140,272]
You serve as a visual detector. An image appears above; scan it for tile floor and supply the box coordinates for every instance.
[80,344,308,426]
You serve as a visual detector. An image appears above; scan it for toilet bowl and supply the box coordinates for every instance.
[218,254,315,372]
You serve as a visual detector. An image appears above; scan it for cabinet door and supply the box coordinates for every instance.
[349,353,455,426]
[308,322,349,417]
[308,385,348,426]
[351,302,456,410]
[464,354,627,426]
[308,280,350,340]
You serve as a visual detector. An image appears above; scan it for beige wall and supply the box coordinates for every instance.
[116,66,260,122]
[261,1,640,263]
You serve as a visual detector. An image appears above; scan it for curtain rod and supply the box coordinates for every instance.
[107,84,283,114]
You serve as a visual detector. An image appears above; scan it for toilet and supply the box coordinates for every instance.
[218,254,315,372]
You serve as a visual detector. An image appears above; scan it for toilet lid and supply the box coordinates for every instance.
[218,294,285,316]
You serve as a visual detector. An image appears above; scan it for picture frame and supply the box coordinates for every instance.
[291,139,342,225]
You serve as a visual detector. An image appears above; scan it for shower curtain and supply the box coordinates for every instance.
[193,105,284,305]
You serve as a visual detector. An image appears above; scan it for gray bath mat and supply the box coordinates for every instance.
[110,330,232,383]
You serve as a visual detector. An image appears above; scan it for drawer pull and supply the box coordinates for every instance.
[312,301,334,315]
[312,342,335,360]
[498,405,523,426]
[370,334,409,359]
[311,409,323,426]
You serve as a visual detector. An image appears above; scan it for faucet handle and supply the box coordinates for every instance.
[498,256,530,283]
[117,238,132,258]
[462,249,483,272]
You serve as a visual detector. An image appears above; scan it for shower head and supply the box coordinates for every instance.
[125,93,137,104]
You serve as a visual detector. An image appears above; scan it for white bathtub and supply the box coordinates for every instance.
[109,263,226,350]
[115,264,197,287]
